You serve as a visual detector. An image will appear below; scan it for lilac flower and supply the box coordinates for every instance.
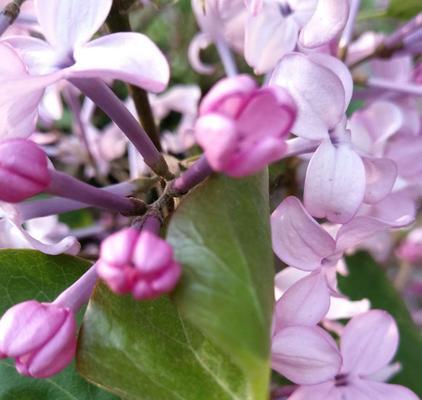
[1,0,169,138]
[271,196,413,296]
[288,310,419,400]
[194,74,296,177]
[244,0,349,73]
[271,53,398,223]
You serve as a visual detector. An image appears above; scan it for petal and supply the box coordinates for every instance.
[370,190,416,227]
[199,74,257,116]
[2,36,59,74]
[272,325,341,385]
[244,0,263,14]
[0,43,62,139]
[35,0,112,50]
[224,136,287,177]
[384,135,422,182]
[270,53,345,139]
[275,271,330,328]
[274,267,310,300]
[69,32,170,93]
[336,216,393,253]
[362,157,397,204]
[340,310,399,375]
[307,53,353,109]
[300,0,349,48]
[352,380,419,400]
[236,86,297,142]
[244,8,299,74]
[288,382,339,400]
[325,297,371,320]
[304,140,366,224]
[194,113,239,172]
[8,218,80,255]
[188,33,215,75]
[271,196,336,271]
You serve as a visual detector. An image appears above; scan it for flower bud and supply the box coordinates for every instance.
[97,228,182,300]
[396,228,422,264]
[0,139,50,203]
[194,74,296,177]
[0,300,77,378]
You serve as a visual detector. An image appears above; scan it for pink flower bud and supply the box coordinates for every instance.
[97,228,182,300]
[0,300,77,378]
[194,75,296,177]
[0,139,50,203]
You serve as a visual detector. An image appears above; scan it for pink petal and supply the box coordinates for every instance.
[300,0,349,49]
[187,33,215,75]
[288,382,338,400]
[362,157,397,204]
[236,86,297,142]
[384,135,422,182]
[244,8,299,74]
[352,380,419,400]
[224,136,287,177]
[370,190,415,227]
[304,140,366,224]
[335,216,393,252]
[199,74,257,116]
[270,53,346,139]
[69,32,170,93]
[340,310,399,375]
[23,311,76,378]
[194,113,239,172]
[272,325,341,385]
[35,0,112,50]
[100,228,139,266]
[271,196,336,270]
[275,271,330,328]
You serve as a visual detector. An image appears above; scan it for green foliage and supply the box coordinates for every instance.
[387,0,422,19]
[340,252,422,396]
[77,173,274,399]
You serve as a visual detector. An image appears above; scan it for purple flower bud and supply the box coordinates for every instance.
[194,74,296,177]
[0,139,50,203]
[97,228,182,300]
[0,300,77,378]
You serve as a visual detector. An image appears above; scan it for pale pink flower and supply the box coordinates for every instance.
[289,310,419,400]
[244,0,349,73]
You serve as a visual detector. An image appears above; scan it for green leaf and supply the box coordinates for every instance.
[77,173,274,400]
[0,249,117,400]
[387,0,421,18]
[340,252,422,396]
[167,172,274,399]
[77,284,251,400]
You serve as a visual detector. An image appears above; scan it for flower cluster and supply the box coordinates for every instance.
[0,0,420,398]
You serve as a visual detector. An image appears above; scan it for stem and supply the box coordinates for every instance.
[384,12,422,49]
[47,170,145,215]
[215,38,238,77]
[63,86,98,173]
[0,0,25,35]
[53,264,98,311]
[106,0,162,150]
[171,155,213,195]
[338,0,361,60]
[283,138,320,158]
[365,78,422,96]
[69,78,172,180]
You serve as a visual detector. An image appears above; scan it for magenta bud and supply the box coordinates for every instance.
[195,74,297,177]
[0,139,50,203]
[0,300,77,378]
[97,228,182,300]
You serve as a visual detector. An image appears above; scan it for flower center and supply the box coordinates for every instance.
[279,1,292,17]
[335,373,349,387]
